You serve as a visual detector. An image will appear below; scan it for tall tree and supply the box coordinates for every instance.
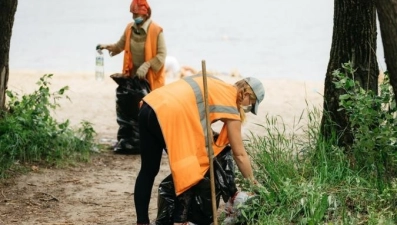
[376,0,397,103]
[321,0,379,148]
[0,0,18,110]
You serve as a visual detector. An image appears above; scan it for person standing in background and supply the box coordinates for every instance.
[97,0,166,154]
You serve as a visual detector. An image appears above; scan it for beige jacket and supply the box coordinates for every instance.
[110,19,167,76]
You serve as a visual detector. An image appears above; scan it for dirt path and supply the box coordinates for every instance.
[0,148,170,225]
[1,71,168,224]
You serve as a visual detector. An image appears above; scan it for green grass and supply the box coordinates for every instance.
[0,74,97,178]
[232,65,397,224]
[235,112,397,224]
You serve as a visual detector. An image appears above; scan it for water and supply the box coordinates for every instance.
[95,49,104,81]
[10,0,385,81]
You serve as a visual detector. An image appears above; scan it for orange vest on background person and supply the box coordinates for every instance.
[143,75,241,196]
[122,22,165,90]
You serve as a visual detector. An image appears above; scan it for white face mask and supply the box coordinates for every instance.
[241,105,252,113]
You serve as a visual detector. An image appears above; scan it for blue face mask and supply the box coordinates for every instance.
[134,17,144,24]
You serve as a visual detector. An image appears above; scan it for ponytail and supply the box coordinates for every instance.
[234,79,257,123]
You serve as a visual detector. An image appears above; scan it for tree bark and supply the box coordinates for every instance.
[376,0,397,103]
[321,0,379,148]
[0,0,18,110]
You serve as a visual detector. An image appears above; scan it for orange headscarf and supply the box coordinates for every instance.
[130,0,150,15]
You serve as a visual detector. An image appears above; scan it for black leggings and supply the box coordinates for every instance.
[134,103,166,224]
[134,103,193,223]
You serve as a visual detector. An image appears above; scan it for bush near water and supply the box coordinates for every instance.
[0,74,97,178]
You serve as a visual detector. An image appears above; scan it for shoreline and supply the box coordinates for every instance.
[8,70,324,141]
[9,69,326,82]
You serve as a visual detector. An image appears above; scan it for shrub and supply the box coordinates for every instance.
[0,74,96,178]
[232,65,397,224]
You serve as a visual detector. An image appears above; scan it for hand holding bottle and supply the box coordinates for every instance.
[96,44,117,56]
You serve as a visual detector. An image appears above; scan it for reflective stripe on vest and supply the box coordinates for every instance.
[183,75,239,150]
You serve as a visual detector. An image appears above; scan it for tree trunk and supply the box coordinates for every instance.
[321,0,379,149]
[376,0,397,103]
[0,0,18,110]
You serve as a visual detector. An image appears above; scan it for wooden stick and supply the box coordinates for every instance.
[201,60,218,225]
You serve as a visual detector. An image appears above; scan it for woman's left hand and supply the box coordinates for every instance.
[136,62,151,79]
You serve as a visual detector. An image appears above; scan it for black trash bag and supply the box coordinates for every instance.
[110,74,151,154]
[156,175,176,225]
[189,146,237,225]
[156,145,237,225]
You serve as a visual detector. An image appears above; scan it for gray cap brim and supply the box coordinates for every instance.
[243,77,265,115]
[251,99,259,115]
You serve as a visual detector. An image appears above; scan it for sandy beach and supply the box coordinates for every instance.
[2,70,325,224]
[8,70,324,140]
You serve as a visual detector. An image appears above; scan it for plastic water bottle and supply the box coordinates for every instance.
[95,47,104,81]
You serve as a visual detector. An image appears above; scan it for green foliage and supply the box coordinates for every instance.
[0,74,97,178]
[333,62,397,190]
[231,64,397,224]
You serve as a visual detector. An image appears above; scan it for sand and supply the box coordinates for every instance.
[7,70,324,139]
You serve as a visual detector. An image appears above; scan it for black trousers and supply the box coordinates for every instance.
[134,103,192,224]
[134,103,166,223]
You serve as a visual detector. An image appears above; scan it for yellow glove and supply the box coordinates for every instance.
[136,62,151,79]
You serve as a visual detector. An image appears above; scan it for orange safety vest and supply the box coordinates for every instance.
[122,22,165,90]
[143,75,241,196]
